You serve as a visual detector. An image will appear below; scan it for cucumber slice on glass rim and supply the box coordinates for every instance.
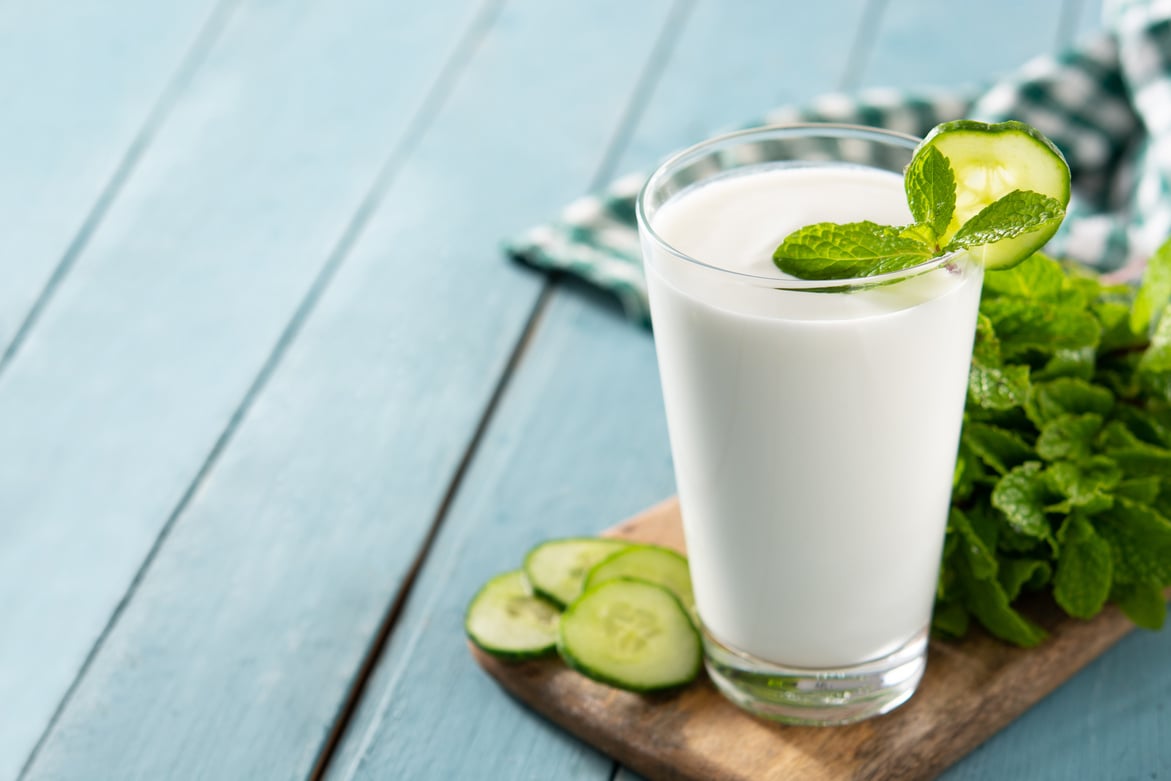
[558,578,701,692]
[465,570,560,660]
[918,119,1071,269]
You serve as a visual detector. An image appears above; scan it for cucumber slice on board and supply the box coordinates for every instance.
[583,544,696,621]
[918,120,1071,269]
[524,537,630,607]
[465,570,560,660]
[558,578,701,692]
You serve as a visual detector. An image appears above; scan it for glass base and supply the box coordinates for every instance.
[703,627,928,726]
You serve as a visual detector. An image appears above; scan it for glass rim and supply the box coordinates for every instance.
[635,122,961,291]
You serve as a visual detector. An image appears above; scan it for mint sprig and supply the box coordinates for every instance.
[772,123,1068,279]
[938,244,1171,645]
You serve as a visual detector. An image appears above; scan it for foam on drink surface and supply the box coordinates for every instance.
[656,164,913,279]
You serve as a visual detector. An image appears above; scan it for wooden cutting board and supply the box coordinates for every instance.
[470,497,1143,781]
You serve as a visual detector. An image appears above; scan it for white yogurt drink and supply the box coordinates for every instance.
[637,126,983,724]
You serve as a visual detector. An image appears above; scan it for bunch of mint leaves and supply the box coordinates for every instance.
[936,243,1171,646]
[773,145,1065,278]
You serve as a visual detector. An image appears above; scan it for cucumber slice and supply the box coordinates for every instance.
[558,578,701,692]
[524,537,630,607]
[917,120,1070,269]
[466,570,560,660]
[583,545,696,622]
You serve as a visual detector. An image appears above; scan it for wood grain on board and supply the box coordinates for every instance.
[472,497,1142,781]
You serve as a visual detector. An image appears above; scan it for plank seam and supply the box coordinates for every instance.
[14,0,506,777]
[13,1,245,770]
[311,280,554,781]
[0,0,242,384]
[319,1,698,778]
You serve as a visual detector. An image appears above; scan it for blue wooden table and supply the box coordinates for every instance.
[3,1,1169,779]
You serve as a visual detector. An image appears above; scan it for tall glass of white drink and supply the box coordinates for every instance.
[637,125,983,725]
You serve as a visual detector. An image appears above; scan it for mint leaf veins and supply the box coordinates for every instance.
[946,190,1065,251]
[772,221,933,280]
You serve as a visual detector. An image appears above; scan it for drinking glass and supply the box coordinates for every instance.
[637,125,983,725]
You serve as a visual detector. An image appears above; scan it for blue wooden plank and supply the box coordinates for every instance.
[16,1,679,780]
[619,0,867,170]
[0,0,221,357]
[0,0,485,777]
[943,618,1171,780]
[324,0,878,778]
[863,0,1067,88]
[330,283,677,781]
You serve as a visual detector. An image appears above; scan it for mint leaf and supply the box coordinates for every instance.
[962,422,1035,474]
[1138,305,1171,373]
[1138,305,1171,403]
[1131,237,1171,335]
[906,145,956,238]
[1098,498,1171,585]
[1115,477,1163,505]
[950,507,997,579]
[932,600,971,637]
[1097,299,1148,352]
[1113,582,1167,630]
[958,553,1048,646]
[952,442,980,502]
[991,461,1054,542]
[772,221,933,280]
[945,190,1065,251]
[968,362,1031,411]
[946,506,1048,646]
[966,312,1035,411]
[972,313,1000,363]
[1035,413,1103,462]
[1029,378,1114,424]
[1099,419,1154,450]
[1046,457,1121,511]
[982,252,1066,300]
[980,298,1101,357]
[1054,514,1113,618]
[1100,423,1171,477]
[1111,404,1171,448]
[1036,348,1096,382]
[1066,264,1112,306]
[1113,449,1171,477]
[998,557,1052,600]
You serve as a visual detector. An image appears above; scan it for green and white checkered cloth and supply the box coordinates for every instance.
[506,0,1171,326]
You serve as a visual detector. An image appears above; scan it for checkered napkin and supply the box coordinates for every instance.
[505,0,1171,326]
